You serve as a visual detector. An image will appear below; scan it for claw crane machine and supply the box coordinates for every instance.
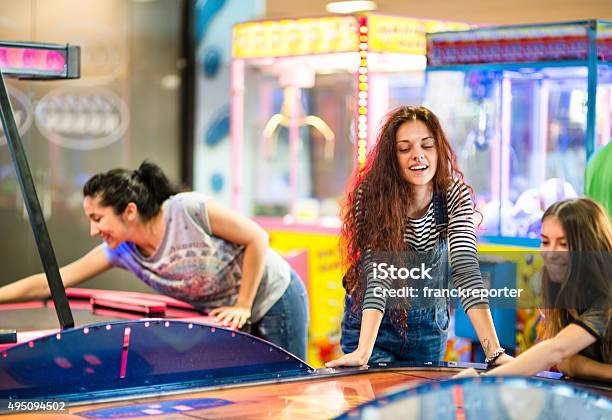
[231,14,469,365]
[424,20,612,357]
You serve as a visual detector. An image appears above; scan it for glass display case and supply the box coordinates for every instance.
[231,14,469,225]
[424,20,612,245]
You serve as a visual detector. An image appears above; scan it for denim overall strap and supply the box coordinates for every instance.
[433,189,448,239]
[432,188,450,310]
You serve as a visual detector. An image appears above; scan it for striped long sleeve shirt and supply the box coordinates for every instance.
[361,180,488,313]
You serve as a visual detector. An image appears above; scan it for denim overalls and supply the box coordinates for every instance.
[340,191,451,363]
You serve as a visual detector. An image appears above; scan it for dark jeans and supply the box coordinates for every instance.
[341,296,449,363]
[252,271,309,360]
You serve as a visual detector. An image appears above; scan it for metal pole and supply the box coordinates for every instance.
[585,20,598,161]
[0,70,74,329]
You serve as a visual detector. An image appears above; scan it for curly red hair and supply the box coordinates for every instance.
[341,106,473,307]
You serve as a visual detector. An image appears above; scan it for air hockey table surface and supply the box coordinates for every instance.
[1,290,610,419]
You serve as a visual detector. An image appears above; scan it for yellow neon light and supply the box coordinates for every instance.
[367,15,470,55]
[233,16,359,58]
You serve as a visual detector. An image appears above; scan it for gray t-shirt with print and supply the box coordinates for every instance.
[102,192,291,322]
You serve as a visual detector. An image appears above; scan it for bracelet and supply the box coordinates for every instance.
[485,347,506,366]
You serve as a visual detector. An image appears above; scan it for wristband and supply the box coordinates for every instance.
[485,347,506,366]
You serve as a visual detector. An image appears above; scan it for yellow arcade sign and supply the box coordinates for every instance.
[232,14,470,59]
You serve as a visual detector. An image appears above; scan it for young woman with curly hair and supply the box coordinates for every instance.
[327,106,511,367]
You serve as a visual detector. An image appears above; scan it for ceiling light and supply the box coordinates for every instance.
[326,1,377,14]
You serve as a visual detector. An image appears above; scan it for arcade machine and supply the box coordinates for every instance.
[230,14,470,366]
[0,40,609,420]
[424,20,612,358]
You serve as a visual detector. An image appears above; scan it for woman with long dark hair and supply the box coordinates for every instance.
[457,198,611,380]
[0,161,309,359]
[327,106,510,367]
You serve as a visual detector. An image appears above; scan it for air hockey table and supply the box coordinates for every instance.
[1,289,611,419]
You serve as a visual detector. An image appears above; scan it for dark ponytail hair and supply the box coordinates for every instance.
[83,161,180,222]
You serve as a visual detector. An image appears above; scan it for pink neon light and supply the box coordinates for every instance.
[289,87,299,214]
[599,89,611,148]
[231,59,245,212]
[500,78,512,206]
[538,81,549,187]
[0,47,65,72]
[120,327,131,379]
